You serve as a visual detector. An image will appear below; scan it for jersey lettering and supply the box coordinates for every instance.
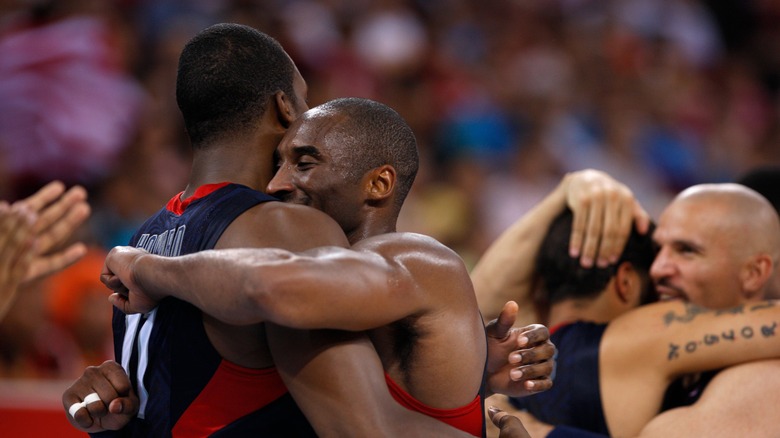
[136,225,186,256]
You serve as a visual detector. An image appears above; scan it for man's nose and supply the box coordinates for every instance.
[649,247,673,281]
[267,168,294,197]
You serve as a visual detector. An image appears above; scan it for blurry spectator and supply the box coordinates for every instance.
[0,180,91,378]
[43,247,112,377]
[0,247,109,380]
[0,181,90,322]
[2,0,780,381]
[0,1,145,199]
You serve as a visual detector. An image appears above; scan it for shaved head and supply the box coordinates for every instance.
[673,183,780,262]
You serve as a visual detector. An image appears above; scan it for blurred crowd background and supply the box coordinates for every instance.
[0,0,779,380]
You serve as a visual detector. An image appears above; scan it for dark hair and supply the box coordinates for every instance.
[535,209,657,306]
[737,166,780,216]
[176,23,296,147]
[318,97,419,210]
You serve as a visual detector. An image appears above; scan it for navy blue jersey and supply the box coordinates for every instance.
[510,321,610,435]
[93,183,316,437]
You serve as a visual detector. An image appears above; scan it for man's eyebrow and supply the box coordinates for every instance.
[292,145,321,158]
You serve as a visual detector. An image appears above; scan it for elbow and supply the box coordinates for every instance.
[224,272,275,325]
[240,273,309,328]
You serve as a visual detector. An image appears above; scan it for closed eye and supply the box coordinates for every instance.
[297,161,316,171]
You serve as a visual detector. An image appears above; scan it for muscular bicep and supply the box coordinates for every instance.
[248,234,468,331]
[249,244,430,331]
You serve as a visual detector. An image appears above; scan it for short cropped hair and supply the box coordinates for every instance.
[536,209,657,306]
[317,97,419,210]
[176,23,296,147]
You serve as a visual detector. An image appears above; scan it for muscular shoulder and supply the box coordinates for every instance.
[217,202,349,251]
[354,232,473,295]
[600,301,685,384]
[356,232,465,267]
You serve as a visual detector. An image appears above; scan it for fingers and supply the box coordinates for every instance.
[580,194,605,268]
[509,339,555,364]
[568,200,587,260]
[108,293,133,314]
[25,241,88,282]
[489,406,531,438]
[488,406,510,427]
[567,170,644,269]
[20,180,66,213]
[509,357,554,389]
[514,324,550,348]
[63,361,137,431]
[31,185,90,253]
[632,199,651,235]
[487,301,519,340]
[12,183,90,283]
[101,270,128,292]
[507,327,555,396]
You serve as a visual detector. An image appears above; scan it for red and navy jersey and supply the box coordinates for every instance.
[94,183,316,437]
[385,373,485,437]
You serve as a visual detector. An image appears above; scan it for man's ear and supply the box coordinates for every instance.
[273,91,297,129]
[366,165,396,203]
[741,254,774,300]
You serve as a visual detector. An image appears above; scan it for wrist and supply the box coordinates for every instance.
[131,252,159,301]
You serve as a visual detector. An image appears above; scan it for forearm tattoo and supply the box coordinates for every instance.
[664,301,777,361]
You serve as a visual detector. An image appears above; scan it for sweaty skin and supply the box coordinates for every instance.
[96,97,554,437]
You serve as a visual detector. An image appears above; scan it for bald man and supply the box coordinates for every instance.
[475,171,780,437]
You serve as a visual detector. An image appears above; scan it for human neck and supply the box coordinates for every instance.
[345,213,397,245]
[183,133,280,199]
[547,293,614,327]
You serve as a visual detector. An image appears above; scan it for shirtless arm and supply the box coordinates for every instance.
[105,233,469,331]
[600,300,780,437]
[472,169,650,323]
